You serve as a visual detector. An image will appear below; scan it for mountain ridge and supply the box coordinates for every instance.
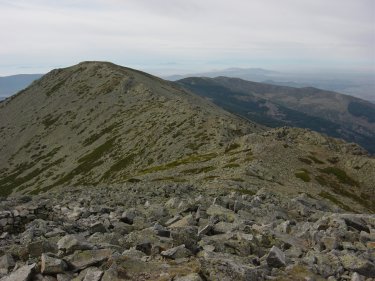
[177,76,375,154]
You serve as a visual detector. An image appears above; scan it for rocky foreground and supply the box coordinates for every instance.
[0,183,374,281]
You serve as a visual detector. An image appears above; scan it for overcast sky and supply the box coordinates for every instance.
[0,0,374,75]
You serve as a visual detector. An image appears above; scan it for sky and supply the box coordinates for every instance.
[0,0,374,76]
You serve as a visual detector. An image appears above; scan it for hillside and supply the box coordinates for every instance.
[177,77,375,153]
[0,62,260,196]
[0,62,375,281]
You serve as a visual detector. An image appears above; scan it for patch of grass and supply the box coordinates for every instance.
[308,155,325,164]
[45,79,66,96]
[225,143,240,153]
[316,173,373,211]
[44,138,116,190]
[127,178,141,183]
[318,191,354,212]
[151,177,187,182]
[203,175,219,180]
[180,166,216,174]
[223,163,240,168]
[318,167,358,186]
[298,157,312,165]
[83,123,119,146]
[0,158,64,196]
[295,169,311,182]
[101,153,136,180]
[42,114,59,128]
[230,178,245,182]
[139,152,217,174]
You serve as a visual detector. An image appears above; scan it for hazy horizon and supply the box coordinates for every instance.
[0,0,374,76]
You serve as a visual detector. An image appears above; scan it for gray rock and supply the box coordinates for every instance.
[161,245,192,259]
[174,273,203,281]
[57,235,93,254]
[56,273,74,281]
[66,249,112,271]
[28,239,58,258]
[266,246,286,268]
[351,272,365,281]
[82,267,103,281]
[41,253,68,274]
[0,263,35,281]
[0,254,15,274]
[101,266,119,281]
[200,251,264,281]
[343,216,370,233]
[89,222,107,234]
[340,253,375,277]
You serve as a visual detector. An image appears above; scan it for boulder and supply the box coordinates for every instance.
[0,254,15,274]
[57,235,93,254]
[340,253,375,277]
[0,263,35,281]
[66,249,112,271]
[41,253,68,274]
[161,245,192,259]
[266,246,286,268]
[82,267,103,281]
[28,240,58,258]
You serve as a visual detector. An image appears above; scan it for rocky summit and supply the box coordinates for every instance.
[0,62,374,280]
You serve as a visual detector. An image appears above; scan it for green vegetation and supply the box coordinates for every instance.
[101,153,136,180]
[127,178,141,183]
[229,178,245,182]
[83,122,120,146]
[318,191,354,212]
[223,163,240,168]
[225,143,241,153]
[318,167,358,186]
[308,155,324,164]
[0,158,64,196]
[181,166,216,174]
[42,114,60,128]
[316,171,373,211]
[139,152,217,174]
[44,138,116,190]
[295,169,311,182]
[45,79,67,96]
[298,157,312,165]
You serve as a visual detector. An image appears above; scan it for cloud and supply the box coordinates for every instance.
[0,0,374,74]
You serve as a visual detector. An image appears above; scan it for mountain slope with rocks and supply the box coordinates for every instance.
[0,62,259,196]
[0,62,374,280]
[177,77,375,154]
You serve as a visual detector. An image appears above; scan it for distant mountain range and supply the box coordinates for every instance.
[177,77,375,154]
[166,68,375,104]
[0,74,43,100]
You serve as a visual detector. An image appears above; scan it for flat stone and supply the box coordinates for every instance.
[266,246,286,268]
[66,249,112,271]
